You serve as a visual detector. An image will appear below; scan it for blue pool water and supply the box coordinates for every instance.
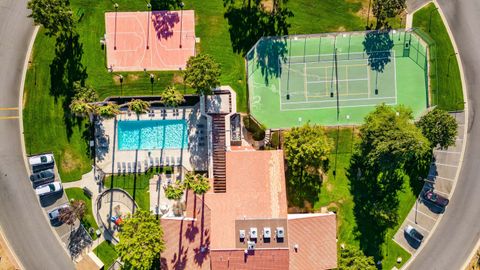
[117,120,188,150]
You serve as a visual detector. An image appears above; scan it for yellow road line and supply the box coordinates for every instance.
[0,116,19,120]
[0,107,18,111]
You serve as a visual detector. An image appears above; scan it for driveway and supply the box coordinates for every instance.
[0,1,73,269]
[406,0,480,269]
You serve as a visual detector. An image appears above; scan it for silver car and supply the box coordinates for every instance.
[47,203,69,221]
[35,182,62,197]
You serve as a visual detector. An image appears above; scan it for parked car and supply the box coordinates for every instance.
[35,182,62,197]
[47,203,69,222]
[422,189,449,207]
[30,169,55,187]
[404,225,424,243]
[29,154,54,173]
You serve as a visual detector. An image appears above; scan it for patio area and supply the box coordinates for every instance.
[95,104,208,175]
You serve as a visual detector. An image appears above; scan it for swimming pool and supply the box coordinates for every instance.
[117,120,188,150]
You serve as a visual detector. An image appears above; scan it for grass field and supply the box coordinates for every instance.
[413,3,463,111]
[64,187,99,238]
[315,127,413,269]
[93,241,118,269]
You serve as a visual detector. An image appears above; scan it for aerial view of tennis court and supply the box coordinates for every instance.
[247,29,429,128]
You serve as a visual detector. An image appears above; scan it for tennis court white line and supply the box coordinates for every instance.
[279,100,397,111]
[283,95,396,105]
[306,78,368,84]
[304,63,308,102]
[393,51,398,105]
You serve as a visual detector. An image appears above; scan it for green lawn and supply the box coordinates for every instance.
[314,127,413,269]
[413,3,463,111]
[64,187,99,238]
[93,241,118,269]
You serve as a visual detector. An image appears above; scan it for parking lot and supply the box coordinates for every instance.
[393,112,465,253]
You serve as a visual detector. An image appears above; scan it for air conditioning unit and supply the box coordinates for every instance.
[250,227,258,239]
[276,227,285,238]
[263,227,271,239]
[247,241,256,250]
[239,230,246,240]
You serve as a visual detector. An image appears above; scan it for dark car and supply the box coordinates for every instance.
[30,169,55,187]
[404,225,424,243]
[423,189,449,207]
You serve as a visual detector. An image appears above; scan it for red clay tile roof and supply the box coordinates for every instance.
[160,191,211,270]
[210,249,289,270]
[288,213,337,270]
[205,150,288,249]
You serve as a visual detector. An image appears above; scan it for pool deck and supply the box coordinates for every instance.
[95,104,208,175]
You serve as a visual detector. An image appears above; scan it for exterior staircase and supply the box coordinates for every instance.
[211,114,227,193]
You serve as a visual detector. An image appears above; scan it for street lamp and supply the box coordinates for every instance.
[119,74,124,95]
[146,3,152,49]
[114,3,119,50]
[150,73,155,94]
[428,7,439,32]
[179,2,185,48]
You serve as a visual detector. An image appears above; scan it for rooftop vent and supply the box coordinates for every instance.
[239,230,246,241]
[250,227,258,239]
[276,227,285,239]
[247,241,256,250]
[263,227,271,239]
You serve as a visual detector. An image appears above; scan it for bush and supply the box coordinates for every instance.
[243,115,266,141]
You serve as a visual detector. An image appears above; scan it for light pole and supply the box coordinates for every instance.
[150,73,155,95]
[428,7,439,32]
[179,2,185,48]
[114,3,119,50]
[146,3,151,49]
[119,74,124,95]
[366,0,372,29]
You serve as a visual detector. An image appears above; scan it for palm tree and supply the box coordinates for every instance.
[160,85,185,107]
[164,181,184,201]
[191,174,210,195]
[97,102,120,118]
[183,172,196,190]
[128,99,150,115]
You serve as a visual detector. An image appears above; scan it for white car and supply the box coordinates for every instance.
[29,154,55,173]
[48,203,69,221]
[35,182,62,197]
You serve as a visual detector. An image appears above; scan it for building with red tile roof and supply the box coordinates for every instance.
[160,149,337,269]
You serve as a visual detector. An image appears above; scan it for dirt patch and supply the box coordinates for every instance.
[173,73,184,84]
[0,232,20,270]
[326,182,333,192]
[261,0,273,12]
[336,26,347,32]
[61,149,81,173]
[356,5,370,19]
[127,74,139,81]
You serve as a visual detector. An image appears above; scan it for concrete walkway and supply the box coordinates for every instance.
[393,112,465,254]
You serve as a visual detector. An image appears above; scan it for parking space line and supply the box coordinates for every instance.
[433,162,458,168]
[430,175,455,182]
[433,189,449,197]
[0,116,19,120]
[406,219,431,233]
[415,209,438,221]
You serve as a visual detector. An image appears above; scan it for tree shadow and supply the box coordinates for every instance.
[254,37,287,85]
[151,0,182,11]
[152,11,180,41]
[223,3,292,67]
[363,30,394,73]
[286,172,321,210]
[49,31,87,140]
[347,153,400,263]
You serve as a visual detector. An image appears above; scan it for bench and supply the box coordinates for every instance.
[83,187,93,198]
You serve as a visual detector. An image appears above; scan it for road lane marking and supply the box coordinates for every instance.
[0,107,18,111]
[0,116,19,120]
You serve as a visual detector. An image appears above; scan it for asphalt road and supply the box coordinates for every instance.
[407,0,480,269]
[0,1,73,269]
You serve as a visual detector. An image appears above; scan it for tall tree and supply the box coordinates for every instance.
[128,99,150,115]
[372,0,406,27]
[59,199,86,230]
[27,0,74,37]
[339,245,377,270]
[116,210,165,270]
[184,54,221,95]
[417,108,458,150]
[160,85,185,107]
[283,124,332,182]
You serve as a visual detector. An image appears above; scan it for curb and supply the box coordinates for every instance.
[18,26,74,259]
[400,1,470,269]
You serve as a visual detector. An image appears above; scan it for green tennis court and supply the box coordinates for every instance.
[247,30,429,128]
